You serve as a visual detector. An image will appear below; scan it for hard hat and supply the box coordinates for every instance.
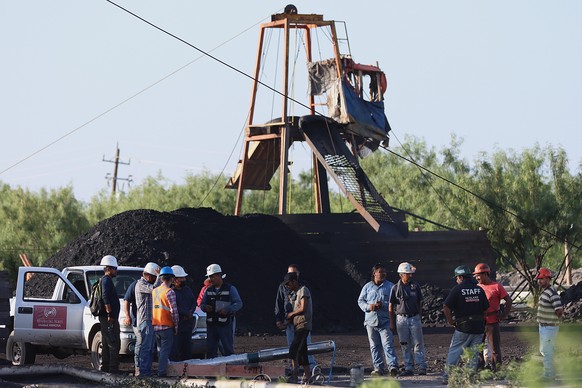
[171,265,188,277]
[206,263,226,278]
[473,263,491,275]
[535,267,553,279]
[100,255,118,268]
[397,262,416,274]
[454,265,472,277]
[144,262,160,276]
[159,266,174,277]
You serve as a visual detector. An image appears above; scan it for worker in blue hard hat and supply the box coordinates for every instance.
[152,266,178,377]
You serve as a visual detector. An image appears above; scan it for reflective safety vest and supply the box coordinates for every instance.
[206,283,232,326]
[152,284,174,327]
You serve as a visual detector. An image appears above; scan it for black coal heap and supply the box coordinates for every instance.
[44,208,362,333]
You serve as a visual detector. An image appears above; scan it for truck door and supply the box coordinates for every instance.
[14,267,85,347]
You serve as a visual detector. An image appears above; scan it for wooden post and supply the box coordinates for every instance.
[565,238,572,286]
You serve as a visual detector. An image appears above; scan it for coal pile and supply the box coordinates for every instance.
[420,284,447,326]
[43,208,363,334]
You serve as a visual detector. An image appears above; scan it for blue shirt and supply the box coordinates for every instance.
[101,274,120,319]
[123,280,138,327]
[357,280,394,327]
[174,285,197,319]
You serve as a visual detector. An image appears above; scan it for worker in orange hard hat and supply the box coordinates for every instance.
[473,263,512,372]
[535,267,563,381]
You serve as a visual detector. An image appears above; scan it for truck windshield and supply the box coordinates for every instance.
[86,270,143,298]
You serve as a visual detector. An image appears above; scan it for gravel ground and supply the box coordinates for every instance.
[0,326,534,386]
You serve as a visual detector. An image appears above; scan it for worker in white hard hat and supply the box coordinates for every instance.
[99,255,120,373]
[201,263,243,358]
[123,262,159,377]
[133,262,161,377]
[389,262,427,376]
[170,265,197,361]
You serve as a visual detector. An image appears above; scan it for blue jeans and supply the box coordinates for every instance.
[539,325,559,378]
[208,322,234,358]
[286,323,316,367]
[445,330,483,372]
[138,321,155,377]
[396,315,427,371]
[132,326,141,369]
[365,323,399,372]
[155,328,174,376]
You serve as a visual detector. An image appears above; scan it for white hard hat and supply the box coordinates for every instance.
[206,263,226,278]
[172,265,188,277]
[144,262,160,276]
[100,255,118,268]
[397,262,416,274]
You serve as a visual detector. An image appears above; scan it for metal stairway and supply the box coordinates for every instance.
[300,116,406,235]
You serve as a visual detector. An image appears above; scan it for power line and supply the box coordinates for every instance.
[0,6,272,178]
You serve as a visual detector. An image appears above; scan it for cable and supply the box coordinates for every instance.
[389,129,471,228]
[105,1,317,115]
[380,143,582,252]
[0,6,272,178]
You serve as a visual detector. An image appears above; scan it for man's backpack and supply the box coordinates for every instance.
[89,279,103,317]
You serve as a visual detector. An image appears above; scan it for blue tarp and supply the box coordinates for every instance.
[342,81,391,135]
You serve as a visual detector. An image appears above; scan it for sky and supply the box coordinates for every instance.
[1,1,581,203]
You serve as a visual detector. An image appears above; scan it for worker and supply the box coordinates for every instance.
[275,264,316,370]
[284,272,314,383]
[200,264,243,358]
[389,262,427,376]
[357,263,399,377]
[473,263,512,371]
[152,266,179,377]
[171,265,197,361]
[98,255,121,374]
[442,265,489,384]
[536,267,563,382]
[134,262,161,377]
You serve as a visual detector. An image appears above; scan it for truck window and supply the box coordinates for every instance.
[23,271,71,302]
[85,270,142,298]
[67,272,88,300]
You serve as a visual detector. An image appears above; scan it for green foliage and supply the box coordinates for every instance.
[359,377,401,388]
[2,135,581,296]
[0,184,90,281]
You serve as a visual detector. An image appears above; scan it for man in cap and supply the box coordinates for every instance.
[284,272,313,383]
[201,263,243,358]
[357,263,399,377]
[536,267,563,382]
[152,266,179,377]
[99,255,120,373]
[170,265,197,361]
[473,262,512,371]
[442,265,489,383]
[275,264,316,369]
[134,262,160,377]
[389,262,427,376]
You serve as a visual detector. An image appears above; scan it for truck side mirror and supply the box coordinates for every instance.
[67,290,81,304]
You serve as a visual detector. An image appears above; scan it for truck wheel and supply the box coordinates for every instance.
[6,331,36,365]
[90,331,102,370]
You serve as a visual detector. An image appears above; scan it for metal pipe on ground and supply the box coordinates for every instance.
[0,364,119,384]
[175,340,336,365]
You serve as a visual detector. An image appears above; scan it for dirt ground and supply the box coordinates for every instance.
[12,326,531,375]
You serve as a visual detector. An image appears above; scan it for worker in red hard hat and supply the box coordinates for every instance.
[535,267,563,382]
[473,263,512,372]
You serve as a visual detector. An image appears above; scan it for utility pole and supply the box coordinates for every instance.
[103,143,132,195]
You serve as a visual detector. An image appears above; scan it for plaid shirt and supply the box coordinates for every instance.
[154,286,179,331]
[135,277,154,327]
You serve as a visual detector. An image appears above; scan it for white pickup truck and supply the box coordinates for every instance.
[7,265,207,369]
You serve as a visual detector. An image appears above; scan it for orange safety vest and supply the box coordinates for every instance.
[152,284,174,327]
